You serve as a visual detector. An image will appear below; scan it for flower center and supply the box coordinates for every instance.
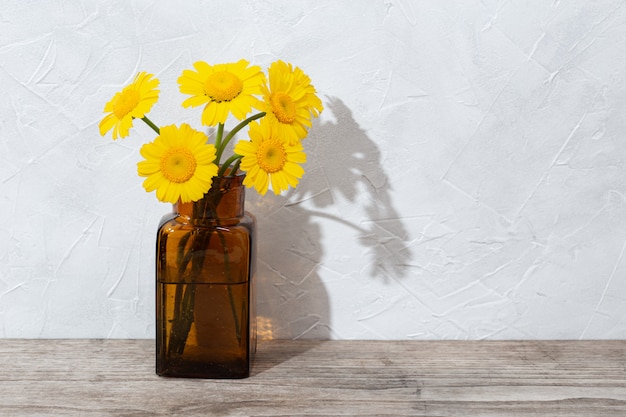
[160,148,197,183]
[204,71,243,102]
[256,138,287,174]
[113,88,140,119]
[270,92,296,124]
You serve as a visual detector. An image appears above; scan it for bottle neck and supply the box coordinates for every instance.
[174,173,246,221]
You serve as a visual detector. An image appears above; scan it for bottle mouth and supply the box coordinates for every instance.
[174,173,246,221]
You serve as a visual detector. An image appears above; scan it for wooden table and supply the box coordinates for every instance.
[1,339,624,416]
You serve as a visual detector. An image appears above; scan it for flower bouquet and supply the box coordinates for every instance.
[99,59,322,378]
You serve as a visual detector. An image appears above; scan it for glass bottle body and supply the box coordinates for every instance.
[155,175,256,378]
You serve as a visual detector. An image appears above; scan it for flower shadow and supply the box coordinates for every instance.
[247,97,412,343]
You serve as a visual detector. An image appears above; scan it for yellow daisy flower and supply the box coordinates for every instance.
[234,119,306,195]
[99,72,160,140]
[260,60,323,145]
[137,124,218,204]
[177,59,265,126]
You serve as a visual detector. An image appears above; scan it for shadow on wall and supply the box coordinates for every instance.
[249,97,413,340]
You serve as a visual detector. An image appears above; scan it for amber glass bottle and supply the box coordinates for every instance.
[156,173,256,378]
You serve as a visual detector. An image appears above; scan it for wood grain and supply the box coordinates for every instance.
[0,339,624,416]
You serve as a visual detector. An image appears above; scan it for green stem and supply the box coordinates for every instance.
[141,116,160,135]
[214,123,225,159]
[214,112,266,165]
[167,231,192,358]
[230,158,242,177]
[168,229,213,358]
[218,154,243,177]
[175,282,196,355]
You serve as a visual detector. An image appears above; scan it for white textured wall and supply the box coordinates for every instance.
[2,0,626,339]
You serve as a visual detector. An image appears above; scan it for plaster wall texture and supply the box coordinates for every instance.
[1,0,625,340]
